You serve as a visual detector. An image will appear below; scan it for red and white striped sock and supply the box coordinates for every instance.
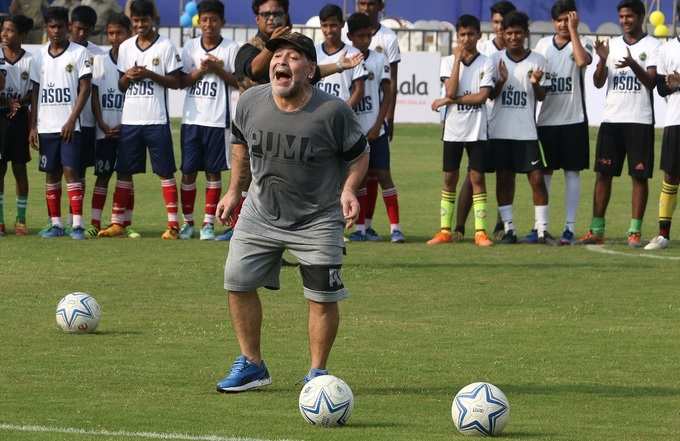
[203,180,221,225]
[90,186,108,228]
[124,184,135,227]
[112,180,132,226]
[180,182,197,225]
[46,182,62,227]
[67,182,84,228]
[382,187,400,232]
[161,178,179,229]
[356,187,367,231]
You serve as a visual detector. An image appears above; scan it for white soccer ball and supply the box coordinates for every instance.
[451,382,510,436]
[55,292,101,333]
[299,375,354,427]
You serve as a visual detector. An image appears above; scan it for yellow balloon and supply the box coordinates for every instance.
[192,14,199,27]
[649,10,665,27]
[655,23,670,37]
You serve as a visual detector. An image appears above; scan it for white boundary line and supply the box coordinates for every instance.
[585,244,680,261]
[0,423,303,441]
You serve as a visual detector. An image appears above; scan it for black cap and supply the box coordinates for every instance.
[266,32,317,63]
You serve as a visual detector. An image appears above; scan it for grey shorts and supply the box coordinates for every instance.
[224,227,348,303]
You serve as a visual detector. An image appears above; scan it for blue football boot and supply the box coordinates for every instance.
[216,355,271,393]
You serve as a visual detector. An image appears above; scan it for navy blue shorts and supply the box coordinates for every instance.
[38,132,82,174]
[180,124,228,174]
[80,126,96,174]
[117,124,176,177]
[369,134,390,170]
[95,138,118,176]
[0,109,30,164]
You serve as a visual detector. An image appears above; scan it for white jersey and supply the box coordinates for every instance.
[315,43,368,102]
[30,42,92,134]
[75,41,106,127]
[343,24,401,64]
[0,49,33,105]
[353,49,390,135]
[488,50,549,141]
[656,37,680,127]
[118,34,182,125]
[440,53,495,142]
[477,38,503,57]
[602,34,660,125]
[92,51,125,140]
[535,36,593,126]
[181,36,239,128]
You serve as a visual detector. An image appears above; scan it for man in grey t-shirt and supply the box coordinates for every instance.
[215,33,369,393]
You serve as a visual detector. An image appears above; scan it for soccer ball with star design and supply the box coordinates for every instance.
[298,375,353,427]
[55,292,101,333]
[451,382,510,436]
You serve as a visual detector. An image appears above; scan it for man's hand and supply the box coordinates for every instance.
[452,44,464,61]
[666,70,680,90]
[339,49,364,71]
[216,190,242,226]
[615,47,637,69]
[8,99,21,119]
[341,189,360,229]
[530,67,544,85]
[270,26,291,41]
[594,37,609,62]
[431,97,449,111]
[567,11,579,34]
[126,65,148,80]
[61,118,76,142]
[387,118,394,141]
[497,59,508,84]
[29,128,38,150]
[107,124,121,138]
[201,54,224,74]
[367,123,381,141]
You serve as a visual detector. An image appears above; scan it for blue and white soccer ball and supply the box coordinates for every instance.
[55,292,101,333]
[298,375,354,427]
[452,382,510,436]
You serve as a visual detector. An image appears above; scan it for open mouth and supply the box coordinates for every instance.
[274,69,292,81]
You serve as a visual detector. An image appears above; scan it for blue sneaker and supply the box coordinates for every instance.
[390,229,405,243]
[179,223,194,240]
[348,231,367,241]
[214,228,233,241]
[40,225,65,238]
[365,227,381,241]
[302,368,328,385]
[521,229,539,244]
[70,226,86,240]
[200,224,215,240]
[560,229,575,245]
[216,355,272,393]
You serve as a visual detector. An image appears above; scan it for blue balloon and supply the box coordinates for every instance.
[185,1,198,16]
[180,12,192,27]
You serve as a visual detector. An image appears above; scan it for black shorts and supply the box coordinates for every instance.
[0,109,30,164]
[538,122,589,171]
[94,138,118,177]
[595,122,654,178]
[490,139,545,174]
[368,134,390,170]
[660,125,680,177]
[80,126,96,172]
[443,141,493,173]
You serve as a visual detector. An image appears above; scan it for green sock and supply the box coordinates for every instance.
[16,196,27,223]
[628,218,642,234]
[473,192,488,232]
[440,190,455,230]
[0,193,4,225]
[590,217,605,235]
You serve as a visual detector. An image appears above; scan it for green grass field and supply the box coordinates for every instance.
[1,122,680,441]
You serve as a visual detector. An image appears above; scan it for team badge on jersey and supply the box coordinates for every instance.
[85,59,91,68]
[639,52,647,61]
[152,57,160,66]
[480,71,485,80]
[21,71,28,80]
[368,71,375,80]
[375,46,384,53]
[65,63,73,72]
[175,54,181,62]
[527,69,533,78]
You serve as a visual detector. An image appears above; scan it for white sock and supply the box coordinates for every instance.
[543,173,553,195]
[390,223,400,233]
[51,216,63,228]
[366,218,373,229]
[535,205,549,236]
[355,224,366,233]
[72,214,83,228]
[565,171,580,232]
[499,205,514,233]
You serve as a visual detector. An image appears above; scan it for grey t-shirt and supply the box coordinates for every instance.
[231,84,367,244]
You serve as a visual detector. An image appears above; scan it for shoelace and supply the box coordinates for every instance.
[227,357,249,377]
